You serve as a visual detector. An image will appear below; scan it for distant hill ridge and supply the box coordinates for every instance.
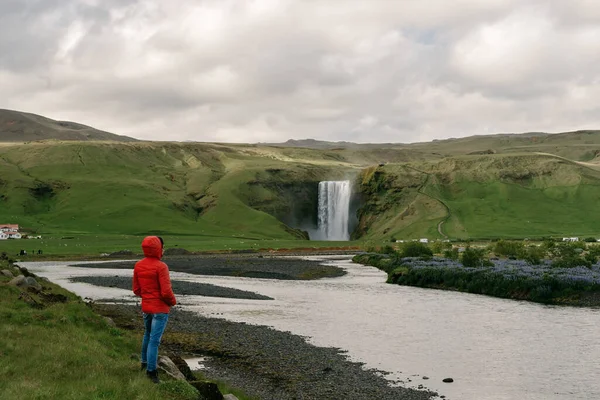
[266,130,600,150]
[2,108,599,148]
[0,109,137,142]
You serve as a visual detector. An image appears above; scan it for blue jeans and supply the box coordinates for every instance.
[141,313,169,372]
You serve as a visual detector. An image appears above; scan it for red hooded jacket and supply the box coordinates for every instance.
[132,236,177,314]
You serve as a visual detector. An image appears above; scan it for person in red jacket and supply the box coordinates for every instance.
[132,236,177,383]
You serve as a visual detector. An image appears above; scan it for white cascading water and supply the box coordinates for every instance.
[317,180,351,241]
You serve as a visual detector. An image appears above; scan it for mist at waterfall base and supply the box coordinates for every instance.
[309,180,352,241]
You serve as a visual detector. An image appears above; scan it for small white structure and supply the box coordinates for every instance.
[562,237,579,242]
[0,232,8,240]
[419,238,429,244]
[0,224,19,233]
[0,224,21,239]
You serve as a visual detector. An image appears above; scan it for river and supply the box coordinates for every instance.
[21,256,600,400]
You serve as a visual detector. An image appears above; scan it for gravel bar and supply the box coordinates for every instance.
[93,303,438,400]
[70,275,273,300]
[76,254,346,280]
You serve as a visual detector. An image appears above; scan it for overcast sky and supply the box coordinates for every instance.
[1,0,599,143]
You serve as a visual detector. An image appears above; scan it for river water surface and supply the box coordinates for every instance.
[21,256,600,400]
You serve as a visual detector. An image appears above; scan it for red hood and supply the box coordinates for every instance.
[141,236,163,259]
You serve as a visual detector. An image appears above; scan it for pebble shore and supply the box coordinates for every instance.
[71,275,273,300]
[82,254,439,399]
[95,303,438,400]
[76,254,347,280]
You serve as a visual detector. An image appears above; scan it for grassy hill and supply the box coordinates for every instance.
[356,153,600,240]
[1,111,600,247]
[0,141,366,243]
[0,109,137,142]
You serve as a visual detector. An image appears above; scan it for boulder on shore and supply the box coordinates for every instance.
[1,269,14,278]
[189,381,223,400]
[24,276,42,292]
[8,275,26,287]
[158,355,186,381]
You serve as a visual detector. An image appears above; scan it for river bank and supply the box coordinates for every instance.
[20,254,600,400]
[353,253,600,307]
[71,254,438,399]
[92,302,437,400]
[0,260,200,400]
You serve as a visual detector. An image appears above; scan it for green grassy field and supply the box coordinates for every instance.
[0,234,359,258]
[2,135,600,247]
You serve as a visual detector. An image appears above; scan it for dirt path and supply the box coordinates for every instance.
[405,166,450,239]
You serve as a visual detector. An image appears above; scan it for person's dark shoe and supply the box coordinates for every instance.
[146,370,159,384]
[141,362,147,371]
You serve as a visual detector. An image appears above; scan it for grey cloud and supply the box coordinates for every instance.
[1,0,599,143]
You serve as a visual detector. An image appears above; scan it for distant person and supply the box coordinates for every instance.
[132,236,177,384]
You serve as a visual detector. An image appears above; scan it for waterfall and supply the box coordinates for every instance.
[317,180,351,241]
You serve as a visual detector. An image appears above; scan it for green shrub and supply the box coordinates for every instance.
[389,266,411,282]
[584,252,598,265]
[401,242,433,258]
[588,245,600,257]
[381,245,397,255]
[519,245,546,265]
[430,241,452,254]
[551,243,578,259]
[542,239,556,252]
[584,237,597,243]
[549,242,589,267]
[376,258,395,273]
[494,240,524,258]
[443,248,459,260]
[461,247,492,268]
[551,254,591,268]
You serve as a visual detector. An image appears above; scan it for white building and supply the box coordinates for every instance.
[562,237,579,242]
[0,224,21,239]
[419,238,429,244]
[0,224,19,233]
